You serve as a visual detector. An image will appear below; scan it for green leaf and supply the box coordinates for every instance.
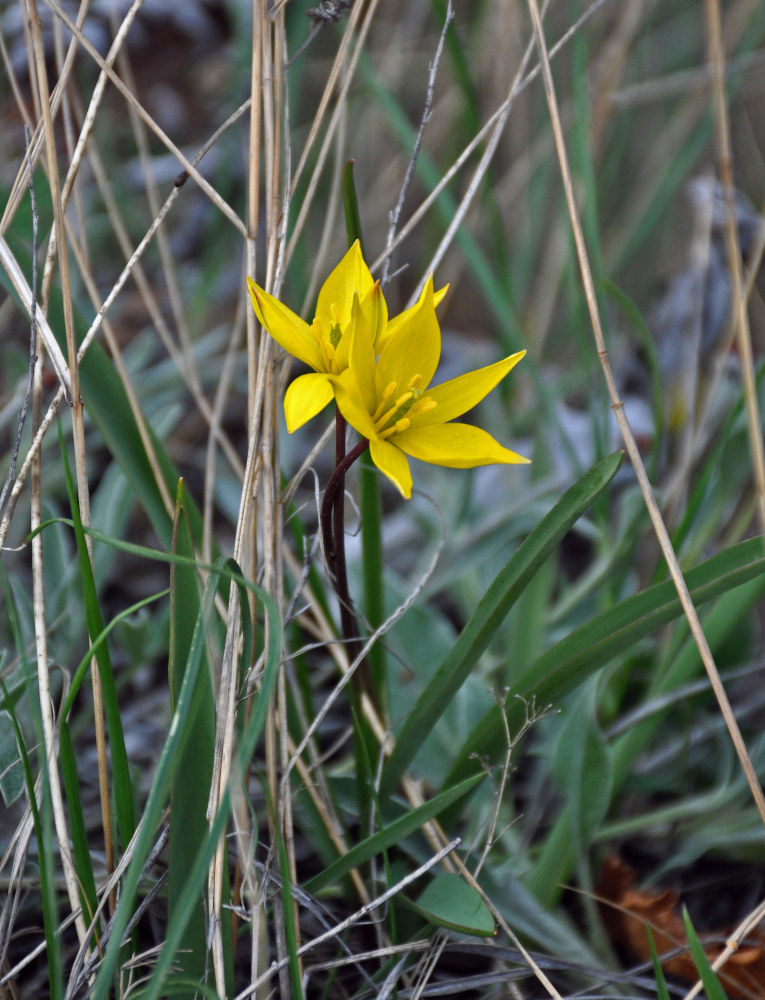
[380,452,623,796]
[409,873,495,937]
[305,773,484,894]
[682,907,730,1000]
[646,927,672,1000]
[167,480,216,997]
[59,426,135,851]
[552,681,613,856]
[0,710,24,805]
[90,559,281,1000]
[447,535,765,791]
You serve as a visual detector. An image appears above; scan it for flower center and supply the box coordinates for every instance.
[314,315,344,374]
[373,374,437,440]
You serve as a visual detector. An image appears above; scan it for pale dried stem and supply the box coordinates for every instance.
[28,0,119,903]
[299,106,347,315]
[29,289,89,951]
[526,0,765,829]
[285,0,383,266]
[382,0,454,284]
[704,0,765,536]
[287,0,366,200]
[370,0,616,286]
[115,38,204,406]
[0,0,89,233]
[43,0,247,238]
[682,895,765,1000]
[238,839,461,1000]
[0,106,247,550]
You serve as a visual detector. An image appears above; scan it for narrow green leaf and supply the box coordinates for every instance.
[682,907,729,1000]
[552,682,612,857]
[380,452,623,796]
[342,158,365,254]
[167,480,216,997]
[409,873,495,937]
[59,426,135,851]
[646,927,672,1000]
[0,674,62,1000]
[0,710,24,805]
[92,563,281,1000]
[305,773,484,894]
[447,535,765,791]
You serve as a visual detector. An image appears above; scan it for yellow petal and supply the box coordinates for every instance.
[248,278,323,372]
[376,276,441,396]
[359,281,388,348]
[378,279,449,353]
[315,240,374,330]
[420,351,526,427]
[347,303,378,414]
[330,371,379,441]
[394,422,529,468]
[284,373,334,433]
[370,438,413,498]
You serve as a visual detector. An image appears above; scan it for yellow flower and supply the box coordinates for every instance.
[247,240,447,432]
[329,278,529,499]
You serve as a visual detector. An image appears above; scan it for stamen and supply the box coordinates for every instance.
[408,398,437,419]
[373,392,414,433]
[407,374,423,391]
[379,417,410,440]
[371,381,398,423]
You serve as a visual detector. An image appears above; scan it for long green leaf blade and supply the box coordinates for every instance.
[380,452,623,796]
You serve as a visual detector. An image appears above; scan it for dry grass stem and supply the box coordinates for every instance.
[704,0,765,536]
[527,0,765,830]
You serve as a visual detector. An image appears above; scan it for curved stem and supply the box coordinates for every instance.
[320,432,370,686]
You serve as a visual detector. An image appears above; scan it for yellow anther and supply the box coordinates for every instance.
[374,403,402,432]
[407,374,423,391]
[409,397,437,419]
[372,382,399,423]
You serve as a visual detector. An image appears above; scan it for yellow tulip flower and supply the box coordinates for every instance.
[329,278,529,499]
[247,240,447,432]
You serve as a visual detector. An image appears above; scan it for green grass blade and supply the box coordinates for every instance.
[0,678,63,1000]
[646,926,672,1000]
[447,534,765,796]
[682,907,729,1000]
[59,426,136,851]
[167,480,217,996]
[380,451,623,796]
[139,567,280,1000]
[90,571,218,1000]
[305,772,483,894]
[59,720,99,935]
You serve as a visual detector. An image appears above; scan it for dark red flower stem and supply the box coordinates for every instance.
[320,422,371,692]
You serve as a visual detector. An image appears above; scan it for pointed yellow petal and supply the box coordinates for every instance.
[419,351,526,427]
[395,422,529,468]
[378,279,449,353]
[284,373,334,433]
[359,281,388,348]
[347,303,378,414]
[376,276,441,395]
[248,278,323,371]
[370,438,413,498]
[330,371,378,440]
[315,240,374,330]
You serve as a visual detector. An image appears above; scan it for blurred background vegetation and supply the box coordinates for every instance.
[1,1,765,997]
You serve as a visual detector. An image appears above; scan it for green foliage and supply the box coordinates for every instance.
[2,2,765,997]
